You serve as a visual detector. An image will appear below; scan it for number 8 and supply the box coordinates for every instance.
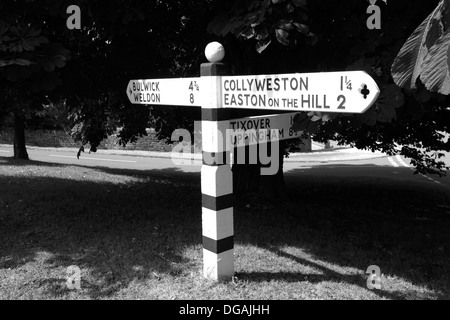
[366,265,381,289]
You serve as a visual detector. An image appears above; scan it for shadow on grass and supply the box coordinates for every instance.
[0,156,198,181]
[1,157,449,299]
[0,157,201,299]
[236,249,406,300]
[234,165,450,299]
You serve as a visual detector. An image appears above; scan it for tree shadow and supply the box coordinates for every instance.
[0,159,201,298]
[234,164,450,299]
[236,249,408,300]
[0,155,200,181]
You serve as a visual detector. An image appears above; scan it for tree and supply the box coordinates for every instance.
[63,0,448,202]
[207,0,449,192]
[1,0,448,204]
[304,0,449,176]
[0,1,71,159]
[0,0,208,158]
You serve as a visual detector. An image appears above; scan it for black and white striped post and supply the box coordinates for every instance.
[200,43,234,282]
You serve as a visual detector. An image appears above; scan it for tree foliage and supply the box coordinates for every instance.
[208,0,314,53]
[0,2,71,113]
[0,0,211,154]
[208,0,448,176]
[391,0,450,94]
[0,0,448,177]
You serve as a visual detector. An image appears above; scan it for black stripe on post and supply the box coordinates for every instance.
[202,193,234,211]
[203,236,234,254]
[202,108,232,122]
[200,63,229,77]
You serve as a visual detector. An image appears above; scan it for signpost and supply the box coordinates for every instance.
[229,112,301,147]
[221,71,380,113]
[126,42,381,283]
[126,71,380,114]
[126,77,201,106]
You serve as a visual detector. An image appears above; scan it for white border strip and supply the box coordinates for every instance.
[391,155,443,186]
[395,155,411,168]
[387,157,399,167]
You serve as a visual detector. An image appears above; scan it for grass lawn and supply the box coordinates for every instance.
[0,157,449,300]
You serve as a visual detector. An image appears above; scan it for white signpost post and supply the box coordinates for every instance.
[127,43,381,282]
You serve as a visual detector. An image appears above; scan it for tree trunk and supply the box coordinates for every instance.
[223,38,294,208]
[232,140,288,207]
[13,112,29,160]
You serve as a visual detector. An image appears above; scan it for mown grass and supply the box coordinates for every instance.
[0,157,449,300]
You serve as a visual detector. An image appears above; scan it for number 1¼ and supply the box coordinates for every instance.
[341,76,352,91]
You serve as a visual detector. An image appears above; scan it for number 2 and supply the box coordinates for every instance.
[337,95,346,110]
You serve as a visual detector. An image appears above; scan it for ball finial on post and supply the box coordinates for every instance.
[205,42,225,63]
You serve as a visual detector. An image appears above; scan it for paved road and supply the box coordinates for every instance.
[0,146,449,190]
[0,147,201,172]
[284,155,450,191]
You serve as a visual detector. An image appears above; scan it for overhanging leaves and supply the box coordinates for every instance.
[359,106,378,126]
[275,28,289,45]
[208,0,310,53]
[256,38,271,53]
[291,112,320,135]
[391,0,450,94]
[420,30,450,94]
[291,0,307,7]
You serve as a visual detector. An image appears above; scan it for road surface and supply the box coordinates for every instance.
[0,146,449,190]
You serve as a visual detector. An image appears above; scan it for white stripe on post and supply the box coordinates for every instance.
[203,249,234,281]
[202,207,234,242]
[200,49,234,282]
[201,165,232,197]
[201,120,230,154]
